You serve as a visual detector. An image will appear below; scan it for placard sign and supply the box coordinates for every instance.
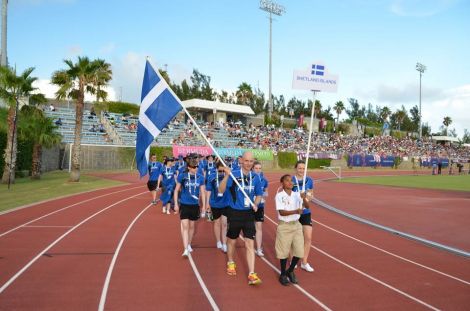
[292,62,339,92]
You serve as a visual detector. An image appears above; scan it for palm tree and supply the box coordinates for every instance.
[18,105,62,179]
[314,100,322,118]
[333,101,345,131]
[0,66,37,184]
[443,116,452,136]
[93,59,112,103]
[51,56,112,182]
[380,106,392,123]
[235,82,254,106]
[395,109,407,131]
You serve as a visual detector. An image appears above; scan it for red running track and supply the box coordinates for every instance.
[0,171,469,310]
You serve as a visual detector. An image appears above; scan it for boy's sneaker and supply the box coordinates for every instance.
[182,249,189,257]
[222,244,228,253]
[187,245,193,252]
[227,262,237,276]
[279,274,289,286]
[301,263,314,272]
[287,271,298,284]
[255,249,264,257]
[248,272,262,285]
[216,241,223,249]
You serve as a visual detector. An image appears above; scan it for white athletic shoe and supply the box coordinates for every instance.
[256,249,264,257]
[166,210,170,215]
[216,241,223,249]
[187,245,193,252]
[301,263,314,272]
[222,244,228,253]
[182,249,189,257]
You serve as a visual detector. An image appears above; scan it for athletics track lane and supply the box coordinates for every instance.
[0,188,149,310]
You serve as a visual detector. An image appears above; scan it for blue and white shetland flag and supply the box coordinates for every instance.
[136,60,182,177]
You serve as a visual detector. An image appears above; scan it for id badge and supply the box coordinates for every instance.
[167,175,172,179]
[217,193,224,197]
[244,197,251,207]
[191,194,199,200]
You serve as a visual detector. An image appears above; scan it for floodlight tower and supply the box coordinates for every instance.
[0,0,7,67]
[416,62,426,138]
[259,0,285,120]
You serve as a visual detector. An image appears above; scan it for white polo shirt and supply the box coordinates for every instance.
[275,190,302,222]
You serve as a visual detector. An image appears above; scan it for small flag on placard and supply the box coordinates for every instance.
[136,60,182,177]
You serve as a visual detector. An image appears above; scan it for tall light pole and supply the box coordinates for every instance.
[259,0,285,120]
[1,0,7,67]
[416,62,426,139]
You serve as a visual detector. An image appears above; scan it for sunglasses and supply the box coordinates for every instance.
[188,166,197,169]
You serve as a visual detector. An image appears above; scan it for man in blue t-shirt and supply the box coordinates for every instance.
[147,154,162,205]
[219,151,263,286]
[292,160,315,273]
[206,161,231,253]
[174,158,206,257]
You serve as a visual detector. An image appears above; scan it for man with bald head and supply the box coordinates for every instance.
[219,151,263,285]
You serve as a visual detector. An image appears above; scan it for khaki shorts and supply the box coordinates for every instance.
[275,220,304,259]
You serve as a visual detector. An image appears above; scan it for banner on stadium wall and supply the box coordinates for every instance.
[173,146,274,161]
[421,157,449,168]
[172,145,213,157]
[347,154,396,167]
[297,152,342,160]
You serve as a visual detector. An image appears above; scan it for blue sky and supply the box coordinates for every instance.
[8,0,470,136]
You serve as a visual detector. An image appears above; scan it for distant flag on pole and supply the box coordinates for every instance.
[136,60,182,177]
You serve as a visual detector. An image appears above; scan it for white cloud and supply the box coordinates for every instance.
[376,83,445,103]
[32,79,116,102]
[389,0,459,17]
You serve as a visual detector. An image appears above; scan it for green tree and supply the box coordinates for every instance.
[333,101,345,131]
[51,56,111,182]
[380,106,392,123]
[18,105,62,179]
[393,107,407,131]
[443,116,452,135]
[235,82,254,106]
[93,59,113,103]
[462,129,470,143]
[0,66,37,184]
[409,105,420,132]
[190,69,213,100]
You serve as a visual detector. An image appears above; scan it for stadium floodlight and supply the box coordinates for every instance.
[416,62,426,139]
[259,0,285,120]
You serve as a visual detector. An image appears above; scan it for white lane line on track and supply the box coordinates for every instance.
[187,254,220,311]
[98,203,154,311]
[238,236,331,311]
[266,176,469,286]
[263,215,441,311]
[23,225,73,228]
[0,191,147,295]
[313,219,470,286]
[0,185,144,238]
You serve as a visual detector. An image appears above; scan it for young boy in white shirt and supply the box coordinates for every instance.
[275,174,310,286]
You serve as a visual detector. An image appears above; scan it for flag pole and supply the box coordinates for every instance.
[302,90,318,192]
[148,59,258,209]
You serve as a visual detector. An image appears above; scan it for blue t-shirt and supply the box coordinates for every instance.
[175,160,186,171]
[229,169,263,211]
[292,175,314,215]
[148,161,162,181]
[254,172,269,208]
[206,172,233,208]
[161,165,177,188]
[177,172,205,205]
[205,161,216,177]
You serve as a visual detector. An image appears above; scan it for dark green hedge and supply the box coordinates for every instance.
[277,151,331,169]
[107,101,139,115]
[150,146,173,161]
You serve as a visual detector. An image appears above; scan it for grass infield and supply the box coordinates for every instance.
[0,171,126,213]
[337,174,470,192]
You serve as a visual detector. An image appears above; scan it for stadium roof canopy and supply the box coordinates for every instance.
[182,99,255,115]
[431,135,459,143]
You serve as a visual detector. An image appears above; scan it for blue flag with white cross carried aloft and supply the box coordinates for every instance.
[136,60,183,177]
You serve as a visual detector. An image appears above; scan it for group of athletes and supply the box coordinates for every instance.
[146,151,315,286]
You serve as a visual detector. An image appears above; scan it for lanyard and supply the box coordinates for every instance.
[215,173,224,188]
[165,166,171,177]
[208,162,213,169]
[240,171,252,193]
[187,173,198,196]
[293,176,303,191]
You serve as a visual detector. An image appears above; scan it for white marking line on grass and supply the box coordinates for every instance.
[187,254,220,311]
[0,185,144,238]
[0,191,147,295]
[313,219,470,286]
[238,236,331,311]
[264,215,441,311]
[98,203,154,311]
